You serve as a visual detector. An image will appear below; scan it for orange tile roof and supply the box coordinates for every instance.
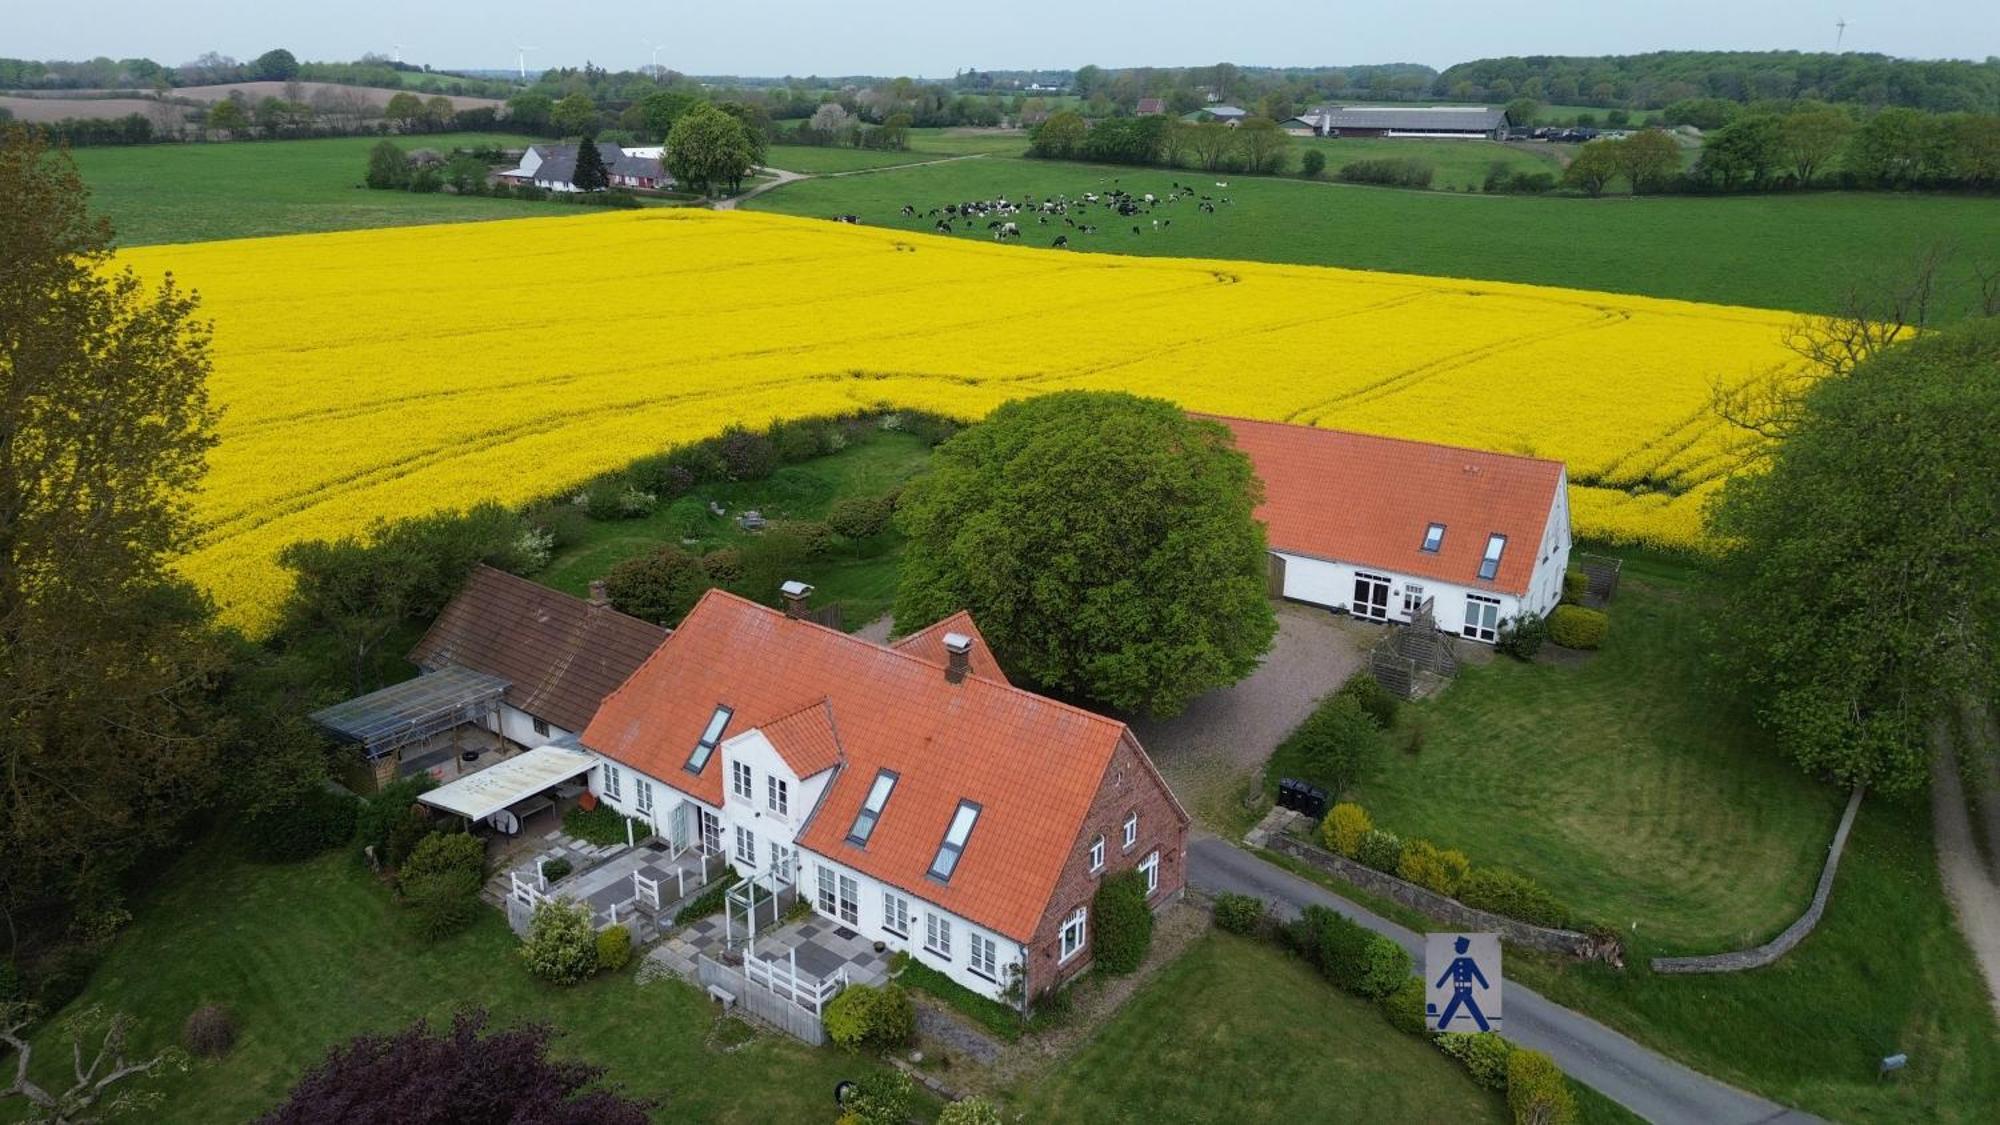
[1206,415,1565,596]
[758,697,844,778]
[581,590,1130,942]
[890,610,1012,686]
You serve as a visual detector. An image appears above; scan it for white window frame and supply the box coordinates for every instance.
[817,866,838,916]
[837,873,859,925]
[602,764,622,801]
[767,775,789,817]
[1059,906,1088,963]
[1141,850,1160,895]
[767,840,793,881]
[734,824,757,867]
[882,891,910,938]
[636,777,653,815]
[1463,594,1501,643]
[925,912,953,959]
[730,760,754,802]
[1123,812,1138,850]
[1402,582,1426,617]
[1089,835,1105,872]
[969,932,998,981]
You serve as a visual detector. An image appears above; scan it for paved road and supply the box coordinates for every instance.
[1188,836,1820,1125]
[1933,717,2000,1017]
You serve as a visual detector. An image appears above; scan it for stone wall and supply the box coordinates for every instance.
[1651,786,1865,974]
[1266,834,1622,964]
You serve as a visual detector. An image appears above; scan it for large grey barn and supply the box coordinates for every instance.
[1290,105,1510,140]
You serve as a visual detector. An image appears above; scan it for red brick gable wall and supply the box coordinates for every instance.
[1021,732,1189,999]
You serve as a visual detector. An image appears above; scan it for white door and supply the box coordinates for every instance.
[699,808,722,854]
[1353,573,1391,621]
[670,801,693,851]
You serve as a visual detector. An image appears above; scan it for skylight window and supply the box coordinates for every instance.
[846,769,899,847]
[685,705,732,774]
[1421,523,1445,553]
[1478,535,1506,581]
[927,800,982,883]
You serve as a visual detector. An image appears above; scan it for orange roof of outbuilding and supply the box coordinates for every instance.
[1208,415,1565,596]
[890,611,1012,686]
[581,590,1132,942]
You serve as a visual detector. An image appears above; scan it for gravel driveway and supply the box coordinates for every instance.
[1130,603,1375,829]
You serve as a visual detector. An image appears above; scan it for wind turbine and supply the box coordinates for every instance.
[1834,18,1848,50]
[391,43,405,64]
[645,40,664,79]
[515,45,538,81]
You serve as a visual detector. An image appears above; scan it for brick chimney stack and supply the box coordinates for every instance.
[780,580,815,621]
[942,632,973,684]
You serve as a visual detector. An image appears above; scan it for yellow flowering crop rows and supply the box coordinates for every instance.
[116,208,1805,633]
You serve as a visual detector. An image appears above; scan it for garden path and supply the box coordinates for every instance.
[1932,710,2000,1017]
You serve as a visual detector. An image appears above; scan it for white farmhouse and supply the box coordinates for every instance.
[1213,415,1571,643]
[579,586,1189,1005]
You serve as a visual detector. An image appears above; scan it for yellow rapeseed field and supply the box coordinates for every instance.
[116,208,1806,633]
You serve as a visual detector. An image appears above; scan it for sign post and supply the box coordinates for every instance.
[1426,932,1503,1033]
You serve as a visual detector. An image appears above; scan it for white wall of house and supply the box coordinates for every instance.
[715,730,833,880]
[480,703,568,751]
[1276,551,1527,644]
[1522,470,1573,619]
[801,850,1028,1004]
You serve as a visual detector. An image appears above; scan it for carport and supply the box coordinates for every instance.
[417,744,599,834]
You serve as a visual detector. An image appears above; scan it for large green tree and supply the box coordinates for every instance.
[550,92,598,138]
[0,127,225,947]
[1707,319,2000,794]
[664,104,756,196]
[893,392,1276,716]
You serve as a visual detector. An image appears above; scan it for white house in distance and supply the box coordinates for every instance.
[1211,415,1571,643]
[579,586,1190,1005]
[496,142,672,191]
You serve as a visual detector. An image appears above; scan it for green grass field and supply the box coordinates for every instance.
[72,133,558,245]
[762,144,963,174]
[1333,554,1845,952]
[744,154,2000,317]
[12,839,907,1124]
[538,431,932,630]
[1008,932,1508,1123]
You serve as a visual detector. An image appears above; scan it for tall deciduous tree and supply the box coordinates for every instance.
[0,127,224,948]
[1561,137,1621,196]
[664,104,755,196]
[1611,129,1680,193]
[0,1002,188,1122]
[382,92,424,132]
[1707,318,2000,794]
[550,92,598,138]
[1027,110,1086,159]
[894,392,1276,716]
[256,1008,650,1125]
[1777,107,1854,186]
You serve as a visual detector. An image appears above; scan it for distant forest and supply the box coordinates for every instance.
[1432,52,1999,113]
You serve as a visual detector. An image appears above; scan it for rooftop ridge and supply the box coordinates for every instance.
[1195,411,1567,471]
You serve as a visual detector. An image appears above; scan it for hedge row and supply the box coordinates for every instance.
[1213,894,1579,1125]
[1319,802,1572,929]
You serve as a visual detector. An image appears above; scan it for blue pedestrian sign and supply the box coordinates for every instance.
[1426,932,1503,1033]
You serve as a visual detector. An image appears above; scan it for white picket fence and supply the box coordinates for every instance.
[744,948,848,1016]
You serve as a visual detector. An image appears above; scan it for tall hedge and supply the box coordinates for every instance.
[1091,870,1154,974]
[1507,1047,1579,1125]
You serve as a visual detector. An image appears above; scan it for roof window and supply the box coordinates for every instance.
[1421,523,1446,553]
[1478,535,1506,581]
[927,801,981,883]
[847,769,899,847]
[685,705,732,773]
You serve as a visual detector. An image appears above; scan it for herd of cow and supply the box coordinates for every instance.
[826,180,1235,246]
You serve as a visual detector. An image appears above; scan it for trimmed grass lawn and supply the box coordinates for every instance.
[538,431,933,630]
[1010,932,1507,1123]
[763,144,960,174]
[18,840,907,1124]
[73,133,561,245]
[1512,796,2000,1122]
[746,154,2000,318]
[1341,553,1844,952]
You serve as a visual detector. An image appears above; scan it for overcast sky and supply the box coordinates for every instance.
[13,1,1998,77]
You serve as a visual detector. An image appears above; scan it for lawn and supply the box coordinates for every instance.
[1338,552,1844,953]
[763,144,958,174]
[1511,796,2000,1123]
[71,133,560,245]
[538,431,934,630]
[14,840,905,1124]
[1007,931,1509,1123]
[745,154,2000,318]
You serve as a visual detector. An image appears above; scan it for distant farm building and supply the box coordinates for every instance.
[1136,97,1166,115]
[1293,105,1510,140]
[497,142,673,192]
[1182,104,1248,126]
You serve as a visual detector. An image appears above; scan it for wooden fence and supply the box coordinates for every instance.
[696,954,828,1045]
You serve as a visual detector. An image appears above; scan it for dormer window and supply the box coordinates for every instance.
[927,800,981,883]
[847,769,898,847]
[1478,535,1506,581]
[686,705,731,774]
[1421,523,1446,553]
